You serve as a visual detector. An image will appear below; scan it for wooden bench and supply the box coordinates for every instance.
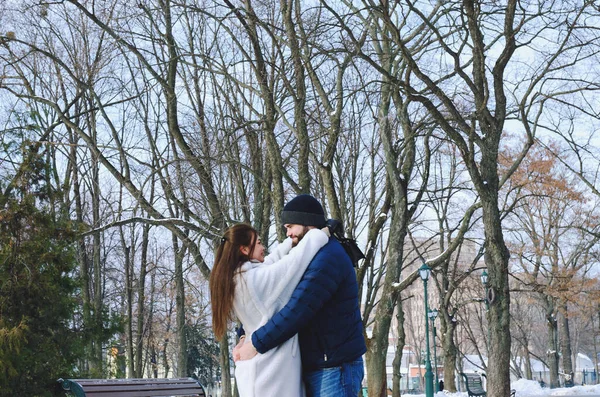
[461,373,487,397]
[58,377,207,397]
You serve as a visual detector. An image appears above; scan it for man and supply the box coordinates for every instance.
[235,194,366,396]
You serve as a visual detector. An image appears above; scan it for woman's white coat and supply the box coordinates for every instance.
[232,229,329,397]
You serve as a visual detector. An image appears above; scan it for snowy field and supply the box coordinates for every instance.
[509,379,600,396]
[418,379,600,397]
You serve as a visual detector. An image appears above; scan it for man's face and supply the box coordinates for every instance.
[284,224,309,247]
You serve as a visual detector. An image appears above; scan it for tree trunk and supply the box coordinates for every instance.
[124,244,134,377]
[365,79,405,397]
[441,314,459,392]
[173,238,188,377]
[72,139,93,375]
[559,304,574,386]
[163,337,170,378]
[219,337,232,397]
[148,270,158,378]
[91,109,104,376]
[524,344,533,380]
[224,0,284,240]
[547,315,560,388]
[479,193,511,397]
[595,307,600,385]
[135,222,151,377]
[280,0,310,193]
[391,299,406,397]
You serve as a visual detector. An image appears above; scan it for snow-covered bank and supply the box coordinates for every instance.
[412,379,600,397]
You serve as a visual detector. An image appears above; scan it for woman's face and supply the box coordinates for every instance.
[251,237,265,262]
[241,235,265,262]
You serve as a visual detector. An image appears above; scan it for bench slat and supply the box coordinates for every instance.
[85,389,204,397]
[59,377,206,397]
[83,387,203,394]
[82,384,201,391]
[72,378,198,385]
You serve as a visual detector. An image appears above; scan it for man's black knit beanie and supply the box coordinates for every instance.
[281,194,326,227]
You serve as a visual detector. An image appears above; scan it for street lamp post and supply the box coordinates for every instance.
[481,270,489,311]
[428,308,439,392]
[419,264,434,397]
[481,270,491,360]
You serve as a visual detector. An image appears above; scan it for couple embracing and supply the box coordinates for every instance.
[210,194,366,397]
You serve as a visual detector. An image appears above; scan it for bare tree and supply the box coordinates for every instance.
[313,1,600,395]
[2,0,600,394]
[506,145,600,387]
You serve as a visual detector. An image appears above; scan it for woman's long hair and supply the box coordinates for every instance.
[209,224,258,340]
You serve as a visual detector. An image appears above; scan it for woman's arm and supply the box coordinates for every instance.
[246,228,329,311]
[251,241,352,355]
[261,238,293,266]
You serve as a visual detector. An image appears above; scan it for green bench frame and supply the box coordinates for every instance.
[58,377,207,397]
[461,372,516,397]
[461,373,487,397]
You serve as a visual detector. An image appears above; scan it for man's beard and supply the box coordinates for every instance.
[291,226,310,247]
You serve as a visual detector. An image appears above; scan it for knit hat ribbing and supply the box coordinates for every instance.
[281,194,326,227]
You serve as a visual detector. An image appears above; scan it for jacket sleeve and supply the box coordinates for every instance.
[246,229,328,311]
[251,242,343,354]
[261,238,293,266]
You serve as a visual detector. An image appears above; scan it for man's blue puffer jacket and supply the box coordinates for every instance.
[251,237,366,371]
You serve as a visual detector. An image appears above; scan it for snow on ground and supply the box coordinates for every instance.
[511,379,600,395]
[408,380,600,397]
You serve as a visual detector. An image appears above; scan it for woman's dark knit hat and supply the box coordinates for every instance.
[281,194,326,227]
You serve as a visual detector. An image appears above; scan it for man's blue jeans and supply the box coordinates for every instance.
[304,358,364,397]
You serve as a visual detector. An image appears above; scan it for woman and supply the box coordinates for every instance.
[209,223,329,397]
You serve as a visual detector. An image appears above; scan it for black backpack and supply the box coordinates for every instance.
[326,219,365,267]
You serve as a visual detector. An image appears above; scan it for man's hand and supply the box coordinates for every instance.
[232,336,245,362]
[233,337,258,362]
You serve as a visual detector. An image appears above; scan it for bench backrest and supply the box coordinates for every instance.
[461,373,485,393]
[58,377,207,397]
